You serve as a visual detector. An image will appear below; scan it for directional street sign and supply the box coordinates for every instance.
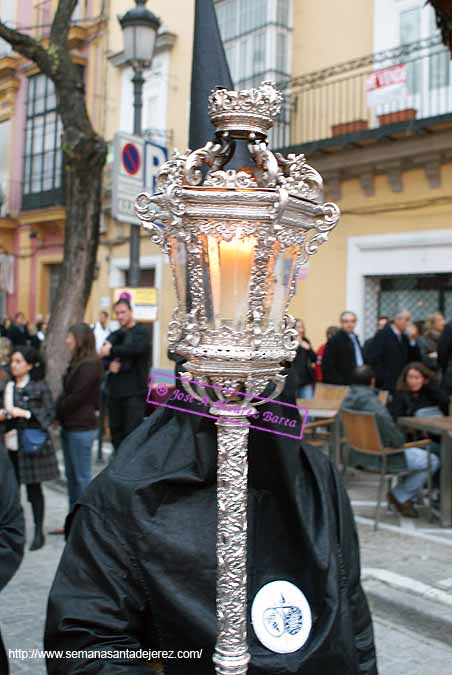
[112,131,168,225]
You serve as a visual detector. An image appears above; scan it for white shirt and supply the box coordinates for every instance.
[93,322,111,354]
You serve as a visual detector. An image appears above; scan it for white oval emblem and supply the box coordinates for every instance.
[251,580,312,654]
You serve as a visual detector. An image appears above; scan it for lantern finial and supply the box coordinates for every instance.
[208,81,283,138]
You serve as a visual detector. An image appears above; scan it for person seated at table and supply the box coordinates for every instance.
[389,362,449,420]
[342,365,440,518]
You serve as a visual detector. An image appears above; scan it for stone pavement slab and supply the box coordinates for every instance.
[374,615,452,675]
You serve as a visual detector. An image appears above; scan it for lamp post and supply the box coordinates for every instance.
[135,82,340,674]
[119,0,161,287]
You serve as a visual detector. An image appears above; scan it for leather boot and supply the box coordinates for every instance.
[29,489,45,551]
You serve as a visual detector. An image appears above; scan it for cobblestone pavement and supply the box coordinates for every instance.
[1,454,452,674]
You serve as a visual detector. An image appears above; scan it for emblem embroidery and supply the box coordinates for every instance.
[251,580,312,654]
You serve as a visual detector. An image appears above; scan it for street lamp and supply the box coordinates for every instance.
[119,0,161,287]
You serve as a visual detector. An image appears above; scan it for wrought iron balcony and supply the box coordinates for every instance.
[275,35,452,152]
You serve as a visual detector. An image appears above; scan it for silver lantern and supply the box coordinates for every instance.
[135,81,340,675]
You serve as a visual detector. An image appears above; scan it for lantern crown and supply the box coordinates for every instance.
[208,81,283,138]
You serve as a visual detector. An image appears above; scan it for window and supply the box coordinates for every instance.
[216,0,292,144]
[400,8,421,95]
[0,0,16,56]
[48,263,62,311]
[22,73,63,210]
[124,268,155,288]
[276,0,289,26]
[215,0,291,87]
[429,9,450,90]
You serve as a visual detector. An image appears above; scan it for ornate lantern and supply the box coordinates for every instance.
[135,81,339,675]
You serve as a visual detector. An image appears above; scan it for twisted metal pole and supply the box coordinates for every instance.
[212,408,253,675]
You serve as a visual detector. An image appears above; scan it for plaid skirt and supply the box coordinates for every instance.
[14,438,60,485]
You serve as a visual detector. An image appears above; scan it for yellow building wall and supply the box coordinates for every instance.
[104,0,195,150]
[16,225,32,314]
[289,164,452,348]
[292,0,374,77]
[91,0,196,369]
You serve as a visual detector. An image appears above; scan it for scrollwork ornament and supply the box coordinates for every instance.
[167,307,184,346]
[156,149,190,192]
[248,141,279,187]
[204,169,258,189]
[134,192,165,246]
[282,313,298,354]
[276,152,324,203]
[184,140,234,186]
[318,202,341,231]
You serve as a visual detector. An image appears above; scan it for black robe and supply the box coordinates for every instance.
[44,380,377,674]
[0,448,25,674]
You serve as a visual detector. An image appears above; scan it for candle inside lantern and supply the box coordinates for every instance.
[217,236,255,326]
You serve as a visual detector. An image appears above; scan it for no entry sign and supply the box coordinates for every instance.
[122,142,141,175]
[112,132,168,225]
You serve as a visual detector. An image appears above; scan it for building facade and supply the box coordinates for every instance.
[0,0,194,369]
[279,0,452,346]
[1,0,451,367]
[0,0,107,323]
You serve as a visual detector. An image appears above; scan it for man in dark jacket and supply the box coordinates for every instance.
[366,309,421,393]
[100,299,151,451]
[362,316,389,362]
[44,374,377,675]
[0,447,25,674]
[342,366,438,517]
[438,318,452,396]
[7,312,31,348]
[322,311,364,385]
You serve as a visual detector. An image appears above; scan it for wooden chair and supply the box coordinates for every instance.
[314,383,350,405]
[341,409,432,530]
[302,417,336,449]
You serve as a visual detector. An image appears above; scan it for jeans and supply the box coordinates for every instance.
[61,429,96,511]
[298,384,314,400]
[392,447,440,504]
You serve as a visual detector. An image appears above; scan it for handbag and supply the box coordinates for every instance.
[21,428,48,456]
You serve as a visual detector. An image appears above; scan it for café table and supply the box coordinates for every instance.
[398,416,452,527]
[297,398,341,464]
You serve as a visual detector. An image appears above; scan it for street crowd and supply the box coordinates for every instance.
[0,303,451,673]
[294,309,452,516]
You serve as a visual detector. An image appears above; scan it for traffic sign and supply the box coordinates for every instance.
[122,142,141,175]
[112,131,168,225]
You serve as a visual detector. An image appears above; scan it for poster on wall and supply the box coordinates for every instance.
[113,287,158,321]
[366,64,408,109]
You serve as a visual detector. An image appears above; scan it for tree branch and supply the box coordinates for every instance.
[0,21,52,76]
[50,0,79,50]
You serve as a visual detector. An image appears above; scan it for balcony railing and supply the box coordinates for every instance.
[275,34,452,150]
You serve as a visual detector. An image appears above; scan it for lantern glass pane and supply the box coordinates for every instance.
[168,237,188,314]
[203,234,256,330]
[123,25,156,64]
[265,244,299,331]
